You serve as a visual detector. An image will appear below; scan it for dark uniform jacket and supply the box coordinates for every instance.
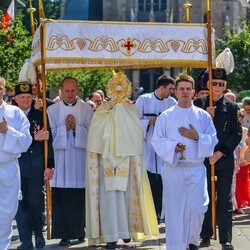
[18,107,54,177]
[193,95,242,174]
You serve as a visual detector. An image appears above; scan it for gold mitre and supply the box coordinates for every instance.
[106,71,132,103]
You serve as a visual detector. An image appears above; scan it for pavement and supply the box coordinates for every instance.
[9,207,250,249]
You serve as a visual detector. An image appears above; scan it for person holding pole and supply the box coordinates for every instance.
[151,75,218,250]
[194,68,242,250]
[0,76,32,250]
[14,81,54,250]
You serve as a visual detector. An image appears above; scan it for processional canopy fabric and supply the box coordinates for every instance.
[31,19,216,72]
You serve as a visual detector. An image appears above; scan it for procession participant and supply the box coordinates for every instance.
[47,77,93,246]
[86,72,159,249]
[195,70,209,98]
[31,78,54,110]
[151,75,218,250]
[135,74,176,220]
[14,81,54,250]
[194,68,242,250]
[0,76,32,250]
[242,97,250,128]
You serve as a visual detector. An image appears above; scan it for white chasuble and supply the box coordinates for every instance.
[151,104,218,250]
[0,102,32,250]
[86,102,159,245]
[135,93,176,174]
[47,100,93,188]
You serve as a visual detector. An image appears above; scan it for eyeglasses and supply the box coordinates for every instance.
[95,100,102,103]
[212,82,225,87]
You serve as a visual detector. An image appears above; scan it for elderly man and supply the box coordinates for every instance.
[152,75,218,250]
[47,77,93,246]
[88,92,102,107]
[0,77,32,250]
[14,81,54,249]
[135,74,176,221]
[194,68,242,250]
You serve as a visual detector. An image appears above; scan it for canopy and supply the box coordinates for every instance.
[31,19,216,72]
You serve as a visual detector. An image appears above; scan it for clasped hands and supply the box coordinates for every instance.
[66,114,76,131]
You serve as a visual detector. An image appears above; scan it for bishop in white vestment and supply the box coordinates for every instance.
[151,75,218,250]
[0,77,32,250]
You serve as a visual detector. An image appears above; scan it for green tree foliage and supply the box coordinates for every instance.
[215,21,250,92]
[46,70,113,99]
[0,11,32,86]
[17,0,62,35]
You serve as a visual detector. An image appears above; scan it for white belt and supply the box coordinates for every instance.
[0,158,19,187]
[0,158,16,167]
[176,162,203,167]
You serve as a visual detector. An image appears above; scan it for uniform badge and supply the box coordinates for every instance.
[32,120,41,134]
[223,120,228,132]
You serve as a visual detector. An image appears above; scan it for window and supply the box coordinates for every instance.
[139,0,167,12]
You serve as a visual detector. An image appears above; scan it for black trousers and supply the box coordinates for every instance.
[15,176,45,244]
[147,171,163,218]
[200,168,233,243]
[51,187,85,240]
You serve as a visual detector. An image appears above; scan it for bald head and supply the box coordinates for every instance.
[225,92,236,102]
[60,77,79,103]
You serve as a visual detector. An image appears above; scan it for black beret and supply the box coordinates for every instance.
[199,68,226,84]
[15,82,32,96]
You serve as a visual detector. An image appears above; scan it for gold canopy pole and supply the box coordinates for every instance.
[183,0,192,75]
[38,0,51,240]
[27,0,41,100]
[207,0,217,241]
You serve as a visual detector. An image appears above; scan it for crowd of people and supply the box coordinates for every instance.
[0,68,249,250]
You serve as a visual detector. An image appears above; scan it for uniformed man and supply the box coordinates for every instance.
[14,81,54,249]
[195,70,209,98]
[194,68,242,250]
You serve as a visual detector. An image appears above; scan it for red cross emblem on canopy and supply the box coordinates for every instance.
[121,38,136,54]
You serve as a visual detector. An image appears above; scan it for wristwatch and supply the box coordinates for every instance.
[194,135,199,142]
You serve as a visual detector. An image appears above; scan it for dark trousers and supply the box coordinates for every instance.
[147,171,163,218]
[15,176,45,244]
[51,187,85,240]
[200,169,233,243]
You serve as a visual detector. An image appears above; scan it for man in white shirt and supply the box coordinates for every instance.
[0,76,32,250]
[152,75,218,250]
[47,77,93,246]
[135,74,176,220]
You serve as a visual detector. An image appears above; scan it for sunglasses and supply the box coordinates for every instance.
[212,82,225,87]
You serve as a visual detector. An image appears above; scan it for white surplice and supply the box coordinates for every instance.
[47,100,93,188]
[0,101,32,250]
[135,93,176,174]
[151,104,218,250]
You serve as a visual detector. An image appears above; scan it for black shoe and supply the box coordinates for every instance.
[35,235,45,249]
[106,242,117,249]
[123,238,131,243]
[78,234,85,242]
[189,244,198,250]
[17,242,33,249]
[199,238,210,247]
[221,242,234,250]
[59,239,70,246]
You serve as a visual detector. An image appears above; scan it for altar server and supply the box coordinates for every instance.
[0,76,32,250]
[47,77,93,246]
[135,74,176,219]
[152,75,218,250]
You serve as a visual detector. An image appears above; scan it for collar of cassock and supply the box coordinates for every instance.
[63,99,77,106]
[154,91,164,101]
